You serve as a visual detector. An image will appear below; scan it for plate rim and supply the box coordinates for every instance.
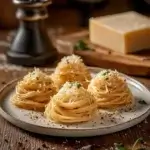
[0,67,150,134]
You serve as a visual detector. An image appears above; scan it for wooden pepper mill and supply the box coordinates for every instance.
[6,0,57,66]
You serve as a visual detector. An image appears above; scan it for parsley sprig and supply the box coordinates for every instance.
[115,143,128,150]
[74,40,92,51]
[115,137,147,150]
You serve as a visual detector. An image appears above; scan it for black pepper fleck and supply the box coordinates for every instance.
[108,51,111,54]
[8,145,11,150]
[18,142,23,147]
[1,81,6,85]
[42,143,49,148]
[4,139,8,143]
[66,59,69,63]
[111,119,114,123]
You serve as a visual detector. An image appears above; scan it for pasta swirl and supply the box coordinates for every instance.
[44,82,97,123]
[51,55,91,90]
[12,69,56,111]
[88,70,134,110]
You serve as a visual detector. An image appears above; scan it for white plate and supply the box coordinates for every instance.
[0,67,150,137]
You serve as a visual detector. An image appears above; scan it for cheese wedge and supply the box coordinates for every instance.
[89,11,150,54]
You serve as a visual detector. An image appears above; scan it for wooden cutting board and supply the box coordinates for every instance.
[55,30,150,77]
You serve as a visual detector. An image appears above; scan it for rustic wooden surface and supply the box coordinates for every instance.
[0,55,150,150]
[56,30,150,77]
[0,31,149,150]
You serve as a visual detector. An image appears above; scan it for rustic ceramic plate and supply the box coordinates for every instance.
[0,67,150,137]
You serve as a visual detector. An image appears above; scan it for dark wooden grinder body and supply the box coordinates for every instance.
[7,0,57,66]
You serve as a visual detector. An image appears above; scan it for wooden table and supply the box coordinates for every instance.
[0,31,150,150]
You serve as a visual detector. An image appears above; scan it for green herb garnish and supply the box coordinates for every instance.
[74,82,81,88]
[114,138,146,150]
[132,138,144,150]
[68,82,74,88]
[98,70,110,77]
[115,143,128,150]
[69,82,82,88]
[76,83,81,88]
[138,100,147,105]
[74,40,91,51]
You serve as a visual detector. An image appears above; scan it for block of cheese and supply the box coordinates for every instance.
[89,11,150,54]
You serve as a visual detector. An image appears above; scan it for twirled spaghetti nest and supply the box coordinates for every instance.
[12,69,56,111]
[51,55,91,90]
[88,70,134,110]
[44,82,97,123]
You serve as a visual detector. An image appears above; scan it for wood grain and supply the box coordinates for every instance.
[0,33,149,150]
[0,15,150,150]
[0,66,150,150]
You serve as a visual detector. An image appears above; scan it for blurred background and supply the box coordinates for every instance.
[0,0,149,30]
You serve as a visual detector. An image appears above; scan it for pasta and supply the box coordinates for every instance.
[51,55,91,90]
[44,82,97,123]
[12,68,56,111]
[88,70,134,110]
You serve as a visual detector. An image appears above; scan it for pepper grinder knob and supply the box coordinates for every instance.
[6,0,58,66]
